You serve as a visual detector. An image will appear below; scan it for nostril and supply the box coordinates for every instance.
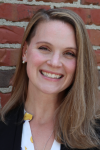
[47,58,62,67]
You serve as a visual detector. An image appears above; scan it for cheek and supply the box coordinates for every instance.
[65,59,76,75]
[27,51,45,67]
[26,51,44,79]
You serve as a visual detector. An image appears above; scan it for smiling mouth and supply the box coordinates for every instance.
[40,70,63,79]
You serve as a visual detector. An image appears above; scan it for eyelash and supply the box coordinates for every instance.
[38,46,76,57]
[64,51,76,57]
[38,46,49,51]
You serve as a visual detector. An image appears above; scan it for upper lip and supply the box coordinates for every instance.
[40,69,64,76]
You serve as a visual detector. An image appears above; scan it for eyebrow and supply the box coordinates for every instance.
[36,41,77,50]
[65,47,77,50]
[36,41,52,46]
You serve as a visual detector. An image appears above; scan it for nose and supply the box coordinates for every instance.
[47,53,62,68]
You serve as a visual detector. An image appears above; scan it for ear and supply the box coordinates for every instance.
[22,41,28,63]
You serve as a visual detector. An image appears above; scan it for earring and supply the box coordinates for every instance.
[22,60,25,64]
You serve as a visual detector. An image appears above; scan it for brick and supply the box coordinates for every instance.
[0,69,15,88]
[81,0,100,5]
[0,26,24,44]
[0,3,100,25]
[36,0,77,3]
[95,50,100,66]
[0,3,50,22]
[94,50,100,87]
[0,92,11,107]
[87,29,100,46]
[90,9,100,26]
[0,49,20,66]
[61,7,100,25]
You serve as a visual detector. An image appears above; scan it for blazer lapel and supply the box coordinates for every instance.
[13,105,24,150]
[61,144,71,150]
[0,104,24,150]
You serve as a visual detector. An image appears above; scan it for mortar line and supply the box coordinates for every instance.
[0,86,12,93]
[1,20,100,30]
[0,44,21,48]
[0,19,28,28]
[0,66,16,70]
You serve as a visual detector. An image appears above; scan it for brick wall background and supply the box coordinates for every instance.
[0,0,100,108]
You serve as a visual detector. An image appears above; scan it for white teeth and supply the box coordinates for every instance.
[41,71,62,79]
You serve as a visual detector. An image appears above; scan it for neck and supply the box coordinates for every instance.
[25,85,58,124]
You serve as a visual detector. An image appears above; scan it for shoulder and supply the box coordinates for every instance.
[0,104,24,150]
[61,144,100,150]
[60,120,100,150]
[0,104,24,126]
[95,119,100,138]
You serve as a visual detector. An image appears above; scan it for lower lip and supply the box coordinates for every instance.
[40,71,62,82]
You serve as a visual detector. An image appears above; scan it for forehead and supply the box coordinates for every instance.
[35,20,75,37]
[29,20,76,47]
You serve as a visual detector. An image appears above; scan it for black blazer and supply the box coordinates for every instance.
[0,104,99,150]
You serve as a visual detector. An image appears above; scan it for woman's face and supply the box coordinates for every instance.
[24,20,77,95]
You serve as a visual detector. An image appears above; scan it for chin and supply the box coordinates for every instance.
[40,89,59,95]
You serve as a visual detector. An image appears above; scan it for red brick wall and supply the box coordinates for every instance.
[0,0,100,107]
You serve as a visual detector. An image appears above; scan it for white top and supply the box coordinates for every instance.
[21,112,61,150]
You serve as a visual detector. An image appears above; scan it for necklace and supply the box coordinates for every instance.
[24,112,54,150]
[32,130,54,150]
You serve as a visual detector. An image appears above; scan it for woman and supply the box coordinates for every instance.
[0,9,99,150]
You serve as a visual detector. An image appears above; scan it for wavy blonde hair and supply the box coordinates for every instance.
[1,9,100,149]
